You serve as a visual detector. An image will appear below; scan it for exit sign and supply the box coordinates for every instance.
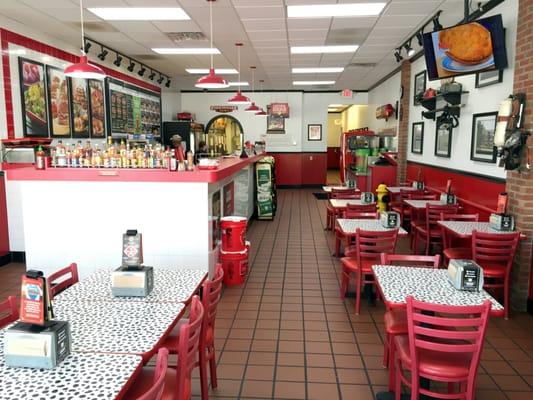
[341,89,353,98]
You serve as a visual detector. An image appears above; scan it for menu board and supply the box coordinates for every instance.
[89,80,106,138]
[70,77,90,138]
[46,66,71,137]
[108,79,161,137]
[19,58,49,137]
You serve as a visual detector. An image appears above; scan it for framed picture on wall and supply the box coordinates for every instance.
[19,58,49,137]
[70,77,90,138]
[267,114,285,133]
[413,71,426,106]
[308,124,322,141]
[435,119,452,158]
[411,122,424,154]
[471,111,498,163]
[475,69,503,88]
[88,79,106,138]
[46,66,71,138]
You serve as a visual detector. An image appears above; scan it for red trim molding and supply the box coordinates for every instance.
[1,28,161,139]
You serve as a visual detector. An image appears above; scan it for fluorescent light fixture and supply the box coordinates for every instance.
[228,81,249,86]
[153,48,220,55]
[291,45,358,54]
[293,80,335,85]
[8,49,26,55]
[329,104,344,107]
[292,67,344,74]
[288,3,386,18]
[186,68,238,74]
[88,7,190,21]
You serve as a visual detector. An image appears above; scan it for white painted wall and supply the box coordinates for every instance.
[161,91,181,121]
[180,91,368,153]
[367,70,401,136]
[406,0,518,180]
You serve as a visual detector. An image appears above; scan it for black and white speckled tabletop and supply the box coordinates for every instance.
[372,265,503,310]
[403,199,443,209]
[329,199,376,208]
[53,301,184,354]
[337,219,407,236]
[53,267,207,304]
[386,186,417,193]
[438,221,516,237]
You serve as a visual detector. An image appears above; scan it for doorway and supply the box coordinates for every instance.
[205,115,244,157]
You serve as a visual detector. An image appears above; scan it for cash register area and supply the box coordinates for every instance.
[1,190,533,400]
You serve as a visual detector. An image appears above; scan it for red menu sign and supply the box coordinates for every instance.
[20,275,45,325]
[210,105,237,113]
[270,103,289,117]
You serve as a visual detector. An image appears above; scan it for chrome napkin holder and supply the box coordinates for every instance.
[447,259,484,292]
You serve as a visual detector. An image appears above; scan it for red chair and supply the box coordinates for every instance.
[135,348,170,400]
[394,296,491,400]
[48,263,79,299]
[0,296,19,329]
[159,265,224,399]
[379,254,440,391]
[441,213,479,266]
[412,204,459,255]
[472,230,520,319]
[326,188,360,230]
[124,296,204,400]
[390,189,423,226]
[333,203,378,257]
[340,229,398,314]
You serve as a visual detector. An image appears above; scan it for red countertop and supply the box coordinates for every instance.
[2,154,266,183]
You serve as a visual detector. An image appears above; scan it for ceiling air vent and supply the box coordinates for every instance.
[346,62,377,68]
[166,32,207,43]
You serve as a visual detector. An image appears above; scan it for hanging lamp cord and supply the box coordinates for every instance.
[79,0,85,55]
[209,0,214,69]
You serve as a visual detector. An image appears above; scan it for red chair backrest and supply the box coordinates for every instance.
[355,228,398,265]
[176,295,204,400]
[136,347,169,400]
[405,296,491,384]
[425,204,459,231]
[331,188,360,199]
[440,213,479,222]
[380,254,440,268]
[410,192,438,200]
[344,203,377,218]
[472,230,520,277]
[201,264,224,348]
[0,296,19,329]
[48,263,79,299]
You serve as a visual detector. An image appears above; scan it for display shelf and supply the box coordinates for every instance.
[420,91,468,121]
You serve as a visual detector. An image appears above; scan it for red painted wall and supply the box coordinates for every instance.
[0,173,9,255]
[269,153,327,186]
[406,161,505,220]
[327,147,340,169]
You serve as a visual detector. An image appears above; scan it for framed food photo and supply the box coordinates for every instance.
[413,71,426,106]
[435,119,452,157]
[471,112,497,163]
[411,122,424,154]
[46,66,71,137]
[70,77,90,138]
[19,58,49,137]
[475,69,503,88]
[267,114,285,133]
[308,124,322,141]
[89,79,106,138]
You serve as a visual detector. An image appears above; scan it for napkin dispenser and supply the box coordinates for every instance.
[4,320,71,369]
[489,213,515,231]
[447,259,484,292]
[360,192,375,204]
[440,193,457,204]
[380,211,400,228]
[412,181,425,190]
[111,266,154,297]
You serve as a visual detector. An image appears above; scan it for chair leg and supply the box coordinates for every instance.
[199,348,209,400]
[383,332,389,368]
[335,235,341,257]
[340,270,349,299]
[394,358,402,400]
[388,335,396,392]
[425,235,430,255]
[355,272,361,315]
[208,346,218,390]
[504,279,510,320]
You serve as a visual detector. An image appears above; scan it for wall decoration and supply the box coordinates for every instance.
[413,71,426,106]
[266,105,285,133]
[308,124,322,141]
[475,69,503,88]
[471,112,498,163]
[269,103,290,117]
[211,190,221,250]
[89,80,106,138]
[435,118,452,158]
[19,58,49,137]
[411,122,424,154]
[46,66,71,137]
[70,77,90,138]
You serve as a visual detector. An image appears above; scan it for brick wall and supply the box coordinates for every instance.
[397,60,411,184]
[507,0,533,312]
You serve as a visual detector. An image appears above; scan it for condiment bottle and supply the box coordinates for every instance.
[35,146,46,170]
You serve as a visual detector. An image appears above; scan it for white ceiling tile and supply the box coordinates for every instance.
[287,18,331,30]
[232,0,283,5]
[105,21,162,33]
[289,30,328,40]
[330,16,377,30]
[248,30,287,40]
[152,20,202,32]
[242,18,286,31]
[384,1,442,16]
[235,6,285,19]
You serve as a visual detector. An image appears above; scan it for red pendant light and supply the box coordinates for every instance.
[244,67,259,112]
[228,43,250,105]
[195,0,229,89]
[64,0,106,80]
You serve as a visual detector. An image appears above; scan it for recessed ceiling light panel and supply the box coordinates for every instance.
[293,81,335,85]
[288,3,386,18]
[153,48,220,55]
[291,45,358,54]
[292,67,344,73]
[88,7,190,21]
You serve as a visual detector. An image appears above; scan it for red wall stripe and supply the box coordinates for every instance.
[268,153,327,186]
[1,28,161,139]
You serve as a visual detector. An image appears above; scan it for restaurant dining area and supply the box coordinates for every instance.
[1,0,533,399]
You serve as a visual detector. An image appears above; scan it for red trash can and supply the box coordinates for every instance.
[220,241,250,286]
[220,216,247,252]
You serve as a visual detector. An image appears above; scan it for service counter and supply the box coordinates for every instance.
[2,154,264,279]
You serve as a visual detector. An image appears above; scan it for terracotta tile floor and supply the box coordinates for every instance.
[1,188,533,400]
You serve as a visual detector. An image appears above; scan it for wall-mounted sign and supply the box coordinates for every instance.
[341,89,353,98]
[375,104,395,121]
[210,105,237,113]
[269,103,289,117]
